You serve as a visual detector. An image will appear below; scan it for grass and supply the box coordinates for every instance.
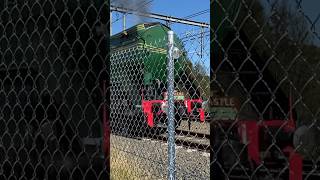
[110,147,147,180]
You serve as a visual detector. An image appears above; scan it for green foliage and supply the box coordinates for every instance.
[193,61,210,100]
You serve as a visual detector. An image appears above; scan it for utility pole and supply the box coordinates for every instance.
[200,27,204,58]
[110,12,112,35]
[123,13,126,31]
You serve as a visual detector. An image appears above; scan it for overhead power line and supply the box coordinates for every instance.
[183,9,210,20]
[110,5,210,28]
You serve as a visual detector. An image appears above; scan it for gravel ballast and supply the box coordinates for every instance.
[111,134,210,180]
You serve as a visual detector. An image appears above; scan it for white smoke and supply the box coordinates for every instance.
[111,0,151,24]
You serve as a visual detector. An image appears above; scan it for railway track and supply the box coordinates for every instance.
[175,129,210,139]
[143,128,210,153]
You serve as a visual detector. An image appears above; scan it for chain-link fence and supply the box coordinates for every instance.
[109,19,210,178]
[5,0,320,179]
[0,0,109,179]
[211,0,320,179]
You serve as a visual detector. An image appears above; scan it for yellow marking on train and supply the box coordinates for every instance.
[137,24,145,30]
[111,43,167,55]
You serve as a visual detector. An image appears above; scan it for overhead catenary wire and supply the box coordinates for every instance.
[184,9,210,19]
[180,31,210,41]
[111,5,209,28]
[166,9,210,27]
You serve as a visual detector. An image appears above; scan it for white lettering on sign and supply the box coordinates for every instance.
[210,97,236,107]
[163,91,184,100]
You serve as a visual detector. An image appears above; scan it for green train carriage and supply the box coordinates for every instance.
[111,23,185,86]
[110,22,205,132]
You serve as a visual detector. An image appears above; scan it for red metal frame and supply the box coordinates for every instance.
[237,119,302,180]
[237,119,295,163]
[185,99,205,122]
[236,92,302,180]
[142,99,165,127]
[141,90,206,127]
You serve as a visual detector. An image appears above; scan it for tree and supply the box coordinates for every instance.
[193,61,210,99]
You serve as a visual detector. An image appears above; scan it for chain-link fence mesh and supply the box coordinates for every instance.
[211,0,320,179]
[0,0,109,179]
[109,21,210,179]
[6,0,320,179]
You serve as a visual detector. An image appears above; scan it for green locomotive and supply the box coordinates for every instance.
[110,22,205,132]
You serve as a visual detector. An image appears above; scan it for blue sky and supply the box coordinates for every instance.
[111,0,210,35]
[110,0,211,74]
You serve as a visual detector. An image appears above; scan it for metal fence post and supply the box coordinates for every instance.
[167,30,176,180]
